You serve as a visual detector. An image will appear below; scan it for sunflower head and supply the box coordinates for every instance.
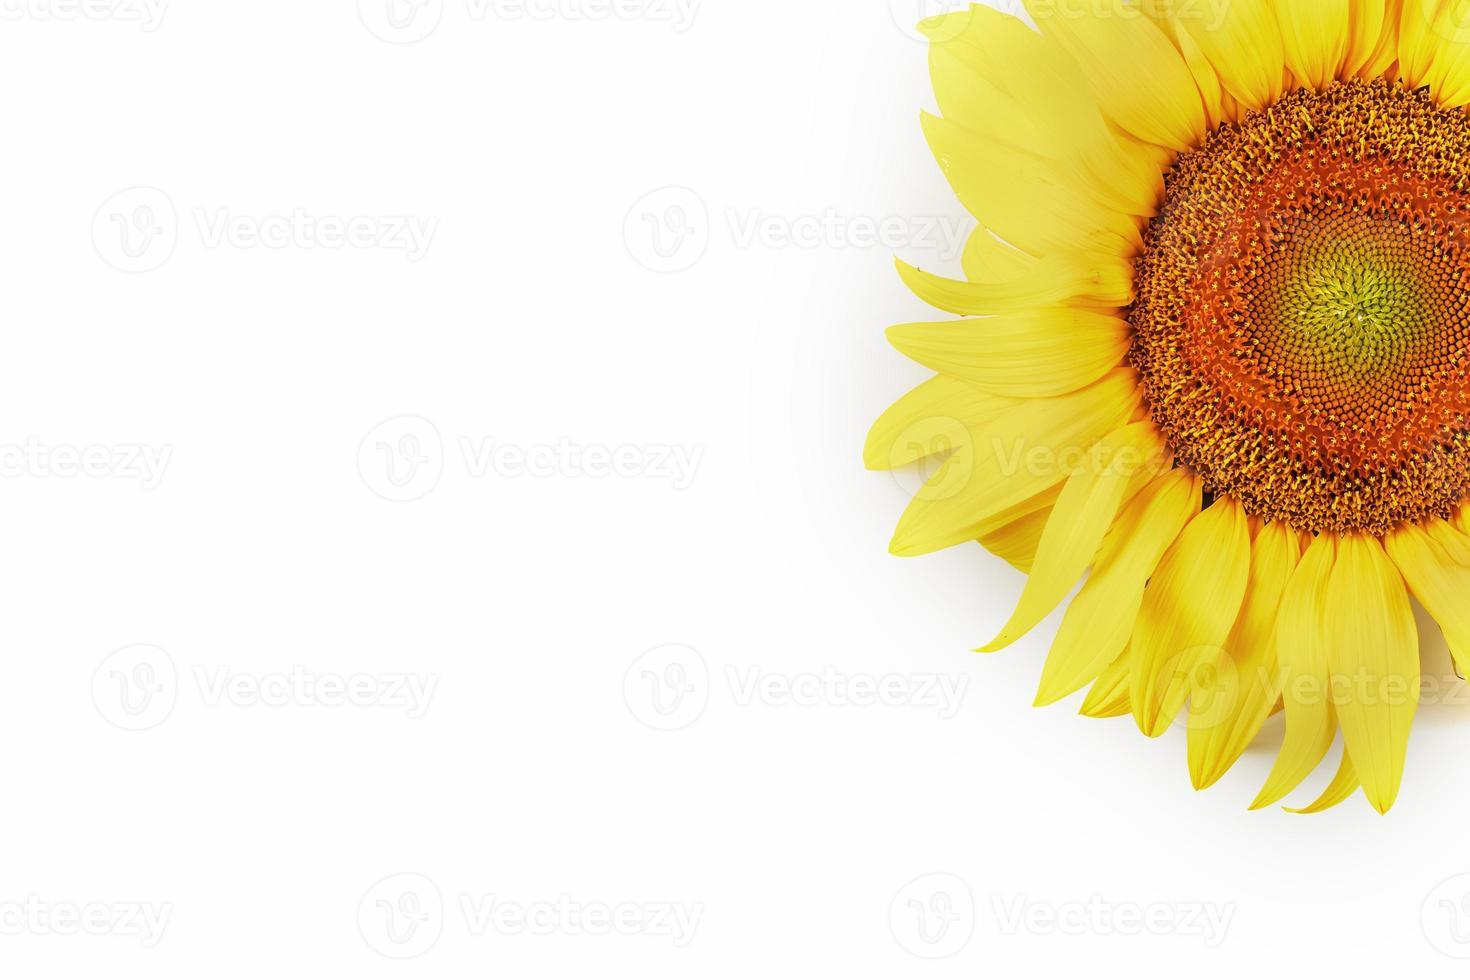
[868,0,1470,814]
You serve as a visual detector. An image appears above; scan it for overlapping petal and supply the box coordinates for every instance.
[1034,467,1200,706]
[888,369,1141,557]
[1180,0,1287,111]
[1129,496,1252,737]
[1406,0,1470,105]
[1277,0,1351,90]
[982,422,1168,651]
[1080,648,1134,719]
[1253,535,1338,809]
[960,229,1036,284]
[1025,0,1206,149]
[897,254,1134,317]
[886,310,1129,398]
[1342,0,1388,76]
[1187,520,1301,790]
[1385,520,1470,676]
[924,4,1165,218]
[1322,535,1419,813]
[864,375,1020,472]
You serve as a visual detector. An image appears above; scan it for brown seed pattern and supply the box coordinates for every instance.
[1130,80,1470,535]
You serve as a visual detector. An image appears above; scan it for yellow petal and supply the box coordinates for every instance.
[977,441,1153,575]
[975,482,1064,542]
[1413,1,1470,105]
[1130,495,1253,737]
[1454,500,1470,535]
[1217,89,1247,126]
[1035,467,1201,706]
[886,310,1130,398]
[1385,520,1470,676]
[961,229,1036,284]
[1398,0,1444,87]
[1025,0,1205,149]
[983,422,1168,652]
[926,23,1041,148]
[897,254,1133,318]
[1277,0,1351,90]
[978,502,1054,574]
[1342,0,1387,76]
[1323,533,1418,814]
[1425,517,1470,564]
[1359,0,1403,77]
[1142,0,1225,128]
[925,4,1163,218]
[1080,647,1134,718]
[1252,534,1338,810]
[1180,0,1286,111]
[889,370,1141,557]
[920,112,1139,259]
[1187,520,1302,790]
[864,375,1020,471]
[1284,747,1361,814]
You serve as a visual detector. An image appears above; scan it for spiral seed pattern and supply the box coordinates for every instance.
[1131,80,1470,535]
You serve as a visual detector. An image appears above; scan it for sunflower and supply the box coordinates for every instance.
[867,0,1470,813]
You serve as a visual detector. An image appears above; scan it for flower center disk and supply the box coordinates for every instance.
[1130,79,1470,535]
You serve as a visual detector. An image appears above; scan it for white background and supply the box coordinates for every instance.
[3,0,1470,975]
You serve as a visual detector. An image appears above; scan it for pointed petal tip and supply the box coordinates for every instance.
[888,518,950,559]
[861,433,889,471]
[1033,686,1069,709]
[1132,712,1169,739]
[1284,797,1357,816]
[977,634,1013,655]
[887,530,925,558]
[1250,780,1290,812]
[915,9,974,43]
[1367,793,1397,817]
[1191,769,1224,792]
